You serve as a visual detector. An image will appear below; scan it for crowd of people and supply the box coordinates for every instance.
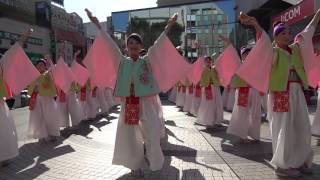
[1,8,320,178]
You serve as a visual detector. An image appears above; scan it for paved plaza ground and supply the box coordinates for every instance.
[0,101,319,180]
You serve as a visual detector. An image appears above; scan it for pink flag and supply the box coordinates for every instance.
[215,44,241,87]
[52,57,75,93]
[295,25,320,88]
[2,43,40,95]
[187,56,204,84]
[236,31,273,93]
[83,30,121,89]
[149,33,192,92]
[70,60,89,87]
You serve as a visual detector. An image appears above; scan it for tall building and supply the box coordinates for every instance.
[111,0,235,60]
[157,0,215,7]
[0,0,52,63]
[184,2,229,58]
[0,0,85,64]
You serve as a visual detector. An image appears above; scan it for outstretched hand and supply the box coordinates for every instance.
[239,12,262,32]
[239,12,257,26]
[165,13,178,34]
[85,8,101,29]
[17,28,33,44]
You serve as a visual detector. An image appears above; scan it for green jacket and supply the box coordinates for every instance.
[269,44,308,91]
[200,67,220,87]
[28,72,57,97]
[0,78,9,98]
[70,81,81,93]
[114,57,159,97]
[232,75,248,88]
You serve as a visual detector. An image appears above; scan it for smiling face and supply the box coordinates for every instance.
[204,57,212,67]
[36,61,47,74]
[127,35,143,60]
[275,28,291,47]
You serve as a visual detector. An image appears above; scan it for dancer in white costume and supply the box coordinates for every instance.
[85,81,100,120]
[156,95,166,139]
[0,55,18,166]
[57,49,86,128]
[227,47,262,143]
[239,11,320,177]
[197,56,223,127]
[190,83,201,116]
[28,59,62,142]
[222,86,235,112]
[97,87,112,115]
[86,10,188,174]
[175,81,186,107]
[168,85,177,103]
[104,87,116,107]
[1,30,37,165]
[58,82,85,128]
[312,88,320,135]
[183,80,193,112]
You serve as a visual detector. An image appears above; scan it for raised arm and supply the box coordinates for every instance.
[164,13,178,35]
[308,9,320,28]
[295,9,320,45]
[85,9,122,58]
[239,12,263,33]
[85,9,102,30]
[148,13,178,57]
[17,28,33,45]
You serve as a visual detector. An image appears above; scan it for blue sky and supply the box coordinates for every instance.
[64,0,157,22]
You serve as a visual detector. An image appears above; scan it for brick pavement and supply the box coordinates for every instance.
[0,102,319,180]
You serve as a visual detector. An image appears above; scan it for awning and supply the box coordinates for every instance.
[272,0,317,25]
[247,0,292,31]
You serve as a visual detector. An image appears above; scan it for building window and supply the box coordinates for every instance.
[203,15,209,25]
[217,15,223,21]
[196,15,201,22]
[202,8,214,15]
[218,29,223,34]
[190,9,199,15]
[187,21,196,28]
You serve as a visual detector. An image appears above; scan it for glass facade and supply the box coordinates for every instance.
[186,6,229,59]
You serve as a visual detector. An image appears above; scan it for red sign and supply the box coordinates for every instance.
[272,0,315,25]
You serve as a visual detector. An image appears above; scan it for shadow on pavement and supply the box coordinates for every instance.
[163,128,222,172]
[60,106,119,139]
[0,140,74,179]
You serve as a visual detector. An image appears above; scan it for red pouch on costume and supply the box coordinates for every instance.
[125,96,140,125]
[195,85,201,97]
[205,85,213,100]
[4,81,12,98]
[92,87,97,97]
[189,86,193,94]
[80,87,86,101]
[59,90,66,102]
[182,86,186,93]
[237,87,249,107]
[29,92,38,110]
[273,91,289,112]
